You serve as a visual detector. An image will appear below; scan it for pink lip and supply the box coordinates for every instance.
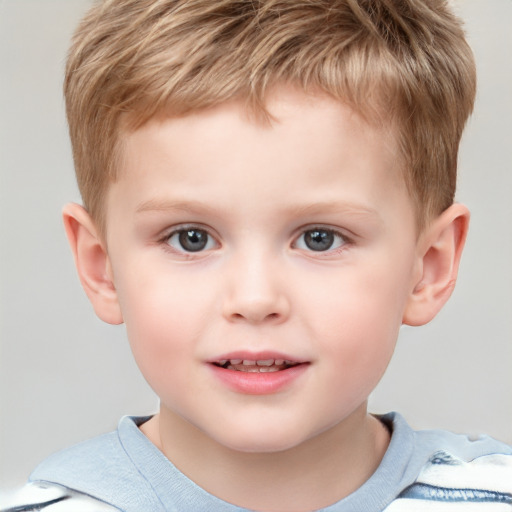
[207,351,310,395]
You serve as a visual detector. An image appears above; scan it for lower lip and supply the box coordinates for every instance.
[209,364,309,395]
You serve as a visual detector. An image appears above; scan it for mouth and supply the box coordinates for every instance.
[212,358,301,373]
[208,354,309,394]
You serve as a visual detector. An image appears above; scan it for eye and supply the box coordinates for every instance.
[166,228,217,253]
[295,228,346,252]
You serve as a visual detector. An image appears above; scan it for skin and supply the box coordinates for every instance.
[64,87,469,511]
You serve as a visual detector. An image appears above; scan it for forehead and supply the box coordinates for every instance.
[109,88,411,229]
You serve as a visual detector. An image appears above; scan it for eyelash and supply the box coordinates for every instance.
[159,225,351,255]
[162,225,218,255]
[293,227,349,254]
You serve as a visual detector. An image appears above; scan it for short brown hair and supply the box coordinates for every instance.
[65,0,476,234]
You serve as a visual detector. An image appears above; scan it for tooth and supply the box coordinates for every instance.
[230,359,242,365]
[284,360,295,365]
[275,359,284,366]
[243,360,256,365]
[259,367,279,372]
[218,360,228,366]
[257,359,274,366]
[246,367,259,372]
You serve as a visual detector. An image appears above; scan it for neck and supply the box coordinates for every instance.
[141,404,390,512]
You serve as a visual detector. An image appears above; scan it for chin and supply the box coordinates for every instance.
[222,438,302,454]
[210,423,314,454]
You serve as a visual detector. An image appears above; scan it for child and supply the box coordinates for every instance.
[3,0,511,510]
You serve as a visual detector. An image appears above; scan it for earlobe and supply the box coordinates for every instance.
[62,203,123,325]
[402,203,470,326]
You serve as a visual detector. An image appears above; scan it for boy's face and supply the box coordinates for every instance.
[104,88,422,452]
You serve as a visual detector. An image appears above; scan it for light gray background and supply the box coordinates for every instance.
[1,0,511,490]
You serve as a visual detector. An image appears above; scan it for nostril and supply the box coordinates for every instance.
[228,311,281,323]
[223,295,290,324]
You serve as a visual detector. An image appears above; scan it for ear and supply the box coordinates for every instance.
[62,203,123,325]
[402,203,470,326]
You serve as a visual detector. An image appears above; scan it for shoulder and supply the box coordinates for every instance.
[413,428,512,492]
[413,423,512,487]
[25,416,165,512]
[0,482,120,511]
[29,429,128,488]
[382,411,512,464]
[413,423,512,460]
[383,413,512,510]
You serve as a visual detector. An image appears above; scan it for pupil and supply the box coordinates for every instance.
[305,229,333,251]
[179,229,208,252]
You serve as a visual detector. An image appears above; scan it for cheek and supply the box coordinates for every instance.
[321,301,399,381]
[115,270,214,388]
[312,300,399,420]
[304,266,407,382]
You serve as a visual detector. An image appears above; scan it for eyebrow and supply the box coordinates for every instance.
[136,198,380,217]
[286,201,381,220]
[135,199,218,216]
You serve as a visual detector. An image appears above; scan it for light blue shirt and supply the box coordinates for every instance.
[3,413,512,511]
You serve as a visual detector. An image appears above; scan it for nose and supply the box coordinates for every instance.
[222,250,290,325]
